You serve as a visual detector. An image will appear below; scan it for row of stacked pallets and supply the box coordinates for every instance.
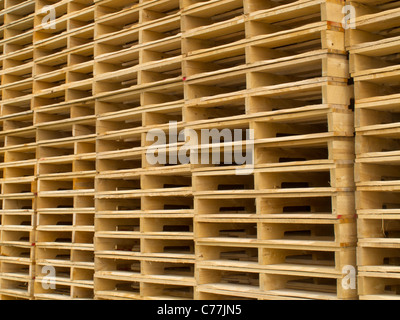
[0,0,96,300]
[0,0,396,300]
[347,0,400,300]
[93,0,191,300]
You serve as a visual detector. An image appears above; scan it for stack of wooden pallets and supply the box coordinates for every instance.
[93,0,196,300]
[32,0,96,300]
[347,0,400,300]
[0,0,36,300]
[186,0,357,300]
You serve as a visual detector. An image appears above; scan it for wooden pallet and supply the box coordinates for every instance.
[346,0,400,48]
[185,52,349,101]
[358,273,400,300]
[94,253,195,299]
[195,216,356,249]
[196,268,355,299]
